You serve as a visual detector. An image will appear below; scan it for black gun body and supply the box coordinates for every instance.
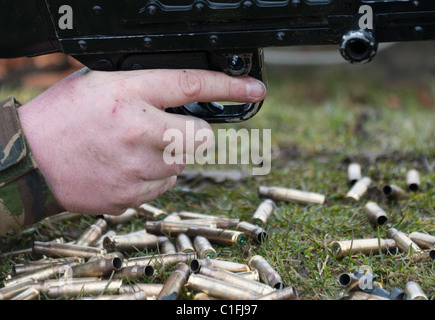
[1,0,435,122]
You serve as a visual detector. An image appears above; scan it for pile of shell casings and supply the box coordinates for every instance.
[333,164,433,300]
[0,202,297,300]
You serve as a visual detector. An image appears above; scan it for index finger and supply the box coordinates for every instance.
[130,69,267,110]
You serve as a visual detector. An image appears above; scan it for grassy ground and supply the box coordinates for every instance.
[0,49,434,300]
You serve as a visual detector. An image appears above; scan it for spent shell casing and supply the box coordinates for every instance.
[248,255,284,289]
[387,228,422,254]
[383,184,409,201]
[10,288,39,300]
[158,236,177,254]
[347,163,362,186]
[186,227,246,246]
[30,277,102,295]
[186,217,240,229]
[175,211,226,220]
[176,233,195,253]
[187,273,259,300]
[405,281,428,300]
[409,231,435,249]
[103,208,139,225]
[343,291,390,300]
[236,221,268,243]
[3,261,81,287]
[113,265,154,280]
[345,177,371,202]
[250,199,275,227]
[0,279,33,300]
[146,220,217,236]
[163,213,182,222]
[332,238,397,258]
[259,186,325,205]
[257,285,298,300]
[157,263,190,300]
[137,203,167,220]
[196,265,274,296]
[119,283,164,298]
[47,279,123,298]
[82,291,148,300]
[124,252,197,268]
[71,257,123,277]
[11,257,83,277]
[193,236,217,259]
[74,218,107,247]
[406,169,420,192]
[32,241,106,259]
[190,259,250,273]
[103,230,159,252]
[363,202,388,226]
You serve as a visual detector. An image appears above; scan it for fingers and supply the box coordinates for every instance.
[131,69,267,110]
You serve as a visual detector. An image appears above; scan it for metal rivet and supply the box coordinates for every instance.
[194,2,205,12]
[147,5,157,15]
[243,1,253,9]
[209,35,218,45]
[78,40,87,51]
[277,32,286,41]
[144,37,152,48]
[92,5,102,15]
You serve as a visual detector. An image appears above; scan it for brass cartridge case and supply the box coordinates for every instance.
[363,202,388,226]
[184,218,240,229]
[187,273,259,300]
[193,236,217,259]
[236,221,268,243]
[137,203,167,220]
[196,265,275,296]
[250,199,275,227]
[47,279,123,298]
[32,241,106,259]
[163,213,182,222]
[257,285,298,300]
[146,220,216,236]
[103,208,139,225]
[30,277,101,295]
[119,283,164,298]
[406,169,420,192]
[259,186,325,205]
[103,230,159,252]
[75,218,107,247]
[236,270,260,282]
[175,233,195,253]
[157,263,190,300]
[345,177,371,202]
[158,236,177,254]
[95,231,117,248]
[387,228,422,254]
[82,291,148,300]
[113,265,154,279]
[0,279,33,300]
[175,211,226,220]
[405,281,428,300]
[248,255,284,289]
[383,184,409,201]
[11,257,83,277]
[186,227,246,246]
[10,288,39,300]
[332,238,397,258]
[71,257,123,277]
[343,291,390,300]
[190,259,250,273]
[124,252,197,268]
[3,261,81,287]
[348,163,362,185]
[409,231,435,249]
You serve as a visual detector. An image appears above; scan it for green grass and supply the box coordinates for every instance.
[0,61,434,300]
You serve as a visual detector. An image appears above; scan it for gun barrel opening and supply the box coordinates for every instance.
[340,30,378,64]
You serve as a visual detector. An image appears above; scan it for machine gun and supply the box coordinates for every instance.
[1,0,434,122]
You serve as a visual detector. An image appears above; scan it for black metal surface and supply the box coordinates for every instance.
[1,0,434,122]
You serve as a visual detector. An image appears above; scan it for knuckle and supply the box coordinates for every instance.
[179,70,203,100]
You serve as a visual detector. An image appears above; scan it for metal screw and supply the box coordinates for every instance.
[78,40,87,51]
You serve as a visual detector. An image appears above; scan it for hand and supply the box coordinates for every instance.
[17,68,266,215]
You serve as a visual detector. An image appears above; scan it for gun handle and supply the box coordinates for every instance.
[72,48,266,123]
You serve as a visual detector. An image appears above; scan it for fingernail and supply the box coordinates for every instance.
[246,80,266,100]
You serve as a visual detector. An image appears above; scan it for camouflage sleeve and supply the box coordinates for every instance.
[0,97,64,235]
